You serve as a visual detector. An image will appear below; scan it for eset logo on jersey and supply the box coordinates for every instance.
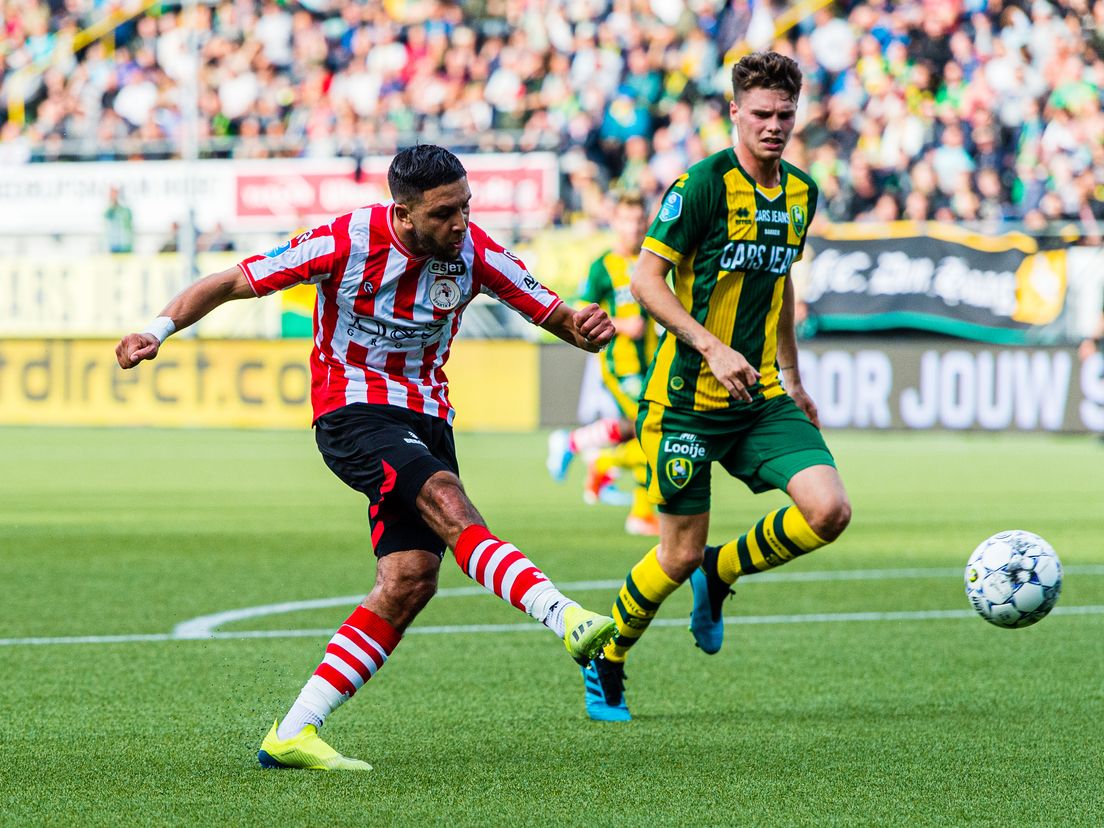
[428,259,465,276]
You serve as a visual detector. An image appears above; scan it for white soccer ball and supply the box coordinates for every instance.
[964,530,1062,628]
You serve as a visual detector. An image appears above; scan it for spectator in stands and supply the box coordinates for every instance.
[903,190,931,222]
[930,123,976,195]
[907,161,951,218]
[159,221,181,254]
[842,156,883,218]
[199,222,236,253]
[860,193,901,223]
[103,185,134,254]
[976,168,1013,229]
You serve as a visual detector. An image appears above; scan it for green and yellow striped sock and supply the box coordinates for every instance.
[717,506,827,584]
[603,547,679,663]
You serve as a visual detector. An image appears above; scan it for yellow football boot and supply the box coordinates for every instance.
[257,720,372,771]
[563,605,617,665]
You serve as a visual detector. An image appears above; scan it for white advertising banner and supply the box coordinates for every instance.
[0,154,559,237]
[542,339,1104,433]
[797,341,1103,433]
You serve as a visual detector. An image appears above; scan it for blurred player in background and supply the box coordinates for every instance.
[546,191,660,536]
[116,145,619,769]
[580,52,852,722]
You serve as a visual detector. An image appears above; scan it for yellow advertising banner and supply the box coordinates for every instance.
[0,254,278,338]
[0,339,538,431]
[513,228,615,298]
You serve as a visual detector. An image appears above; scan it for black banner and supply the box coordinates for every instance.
[804,223,1067,344]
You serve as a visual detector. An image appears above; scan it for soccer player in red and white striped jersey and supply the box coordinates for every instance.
[115,145,619,771]
[235,174,561,426]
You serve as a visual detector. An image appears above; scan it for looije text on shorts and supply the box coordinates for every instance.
[662,437,706,458]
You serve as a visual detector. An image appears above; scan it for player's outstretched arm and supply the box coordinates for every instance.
[631,250,759,402]
[540,302,615,353]
[115,266,255,369]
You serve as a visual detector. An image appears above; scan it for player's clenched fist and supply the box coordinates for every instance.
[115,333,161,369]
[572,303,615,352]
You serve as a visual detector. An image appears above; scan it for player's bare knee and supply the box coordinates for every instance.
[808,497,851,543]
[680,546,705,569]
[417,471,483,541]
[660,543,704,580]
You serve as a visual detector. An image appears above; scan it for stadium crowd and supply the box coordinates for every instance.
[2,0,1103,233]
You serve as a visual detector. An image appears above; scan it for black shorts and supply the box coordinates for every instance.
[315,403,459,558]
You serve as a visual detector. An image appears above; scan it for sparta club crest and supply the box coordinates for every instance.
[429,279,462,311]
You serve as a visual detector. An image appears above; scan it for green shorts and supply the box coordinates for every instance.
[636,394,836,515]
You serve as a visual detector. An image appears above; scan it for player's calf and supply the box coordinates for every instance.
[362,551,440,630]
[451,524,615,658]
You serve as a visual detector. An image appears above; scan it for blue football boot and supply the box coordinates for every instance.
[581,656,631,722]
[689,545,734,654]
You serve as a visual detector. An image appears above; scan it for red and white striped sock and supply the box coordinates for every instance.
[568,418,625,453]
[453,525,576,637]
[277,605,400,739]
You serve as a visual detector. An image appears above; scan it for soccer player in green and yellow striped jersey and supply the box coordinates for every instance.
[547,193,661,535]
[580,52,853,723]
[581,201,658,423]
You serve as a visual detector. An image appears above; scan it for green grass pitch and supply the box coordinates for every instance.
[1,426,1103,826]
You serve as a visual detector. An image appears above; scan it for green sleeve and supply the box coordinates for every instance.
[578,255,612,305]
[797,183,819,260]
[643,171,714,265]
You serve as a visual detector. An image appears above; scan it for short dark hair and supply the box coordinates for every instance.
[387,145,467,204]
[731,51,802,103]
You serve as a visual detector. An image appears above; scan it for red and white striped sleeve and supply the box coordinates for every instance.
[470,223,561,325]
[237,215,352,297]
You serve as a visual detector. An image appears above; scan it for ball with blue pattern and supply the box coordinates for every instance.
[964,530,1063,629]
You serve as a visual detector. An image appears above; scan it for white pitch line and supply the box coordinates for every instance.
[5,566,1104,649]
[0,633,177,646]
[173,582,618,639]
[170,565,1104,639]
[1,604,1103,648]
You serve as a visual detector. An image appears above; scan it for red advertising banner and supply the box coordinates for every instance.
[234,154,558,229]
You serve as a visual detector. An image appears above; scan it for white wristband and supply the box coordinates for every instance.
[142,316,176,343]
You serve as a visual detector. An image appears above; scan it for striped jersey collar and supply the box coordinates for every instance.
[384,202,428,261]
[726,147,788,192]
